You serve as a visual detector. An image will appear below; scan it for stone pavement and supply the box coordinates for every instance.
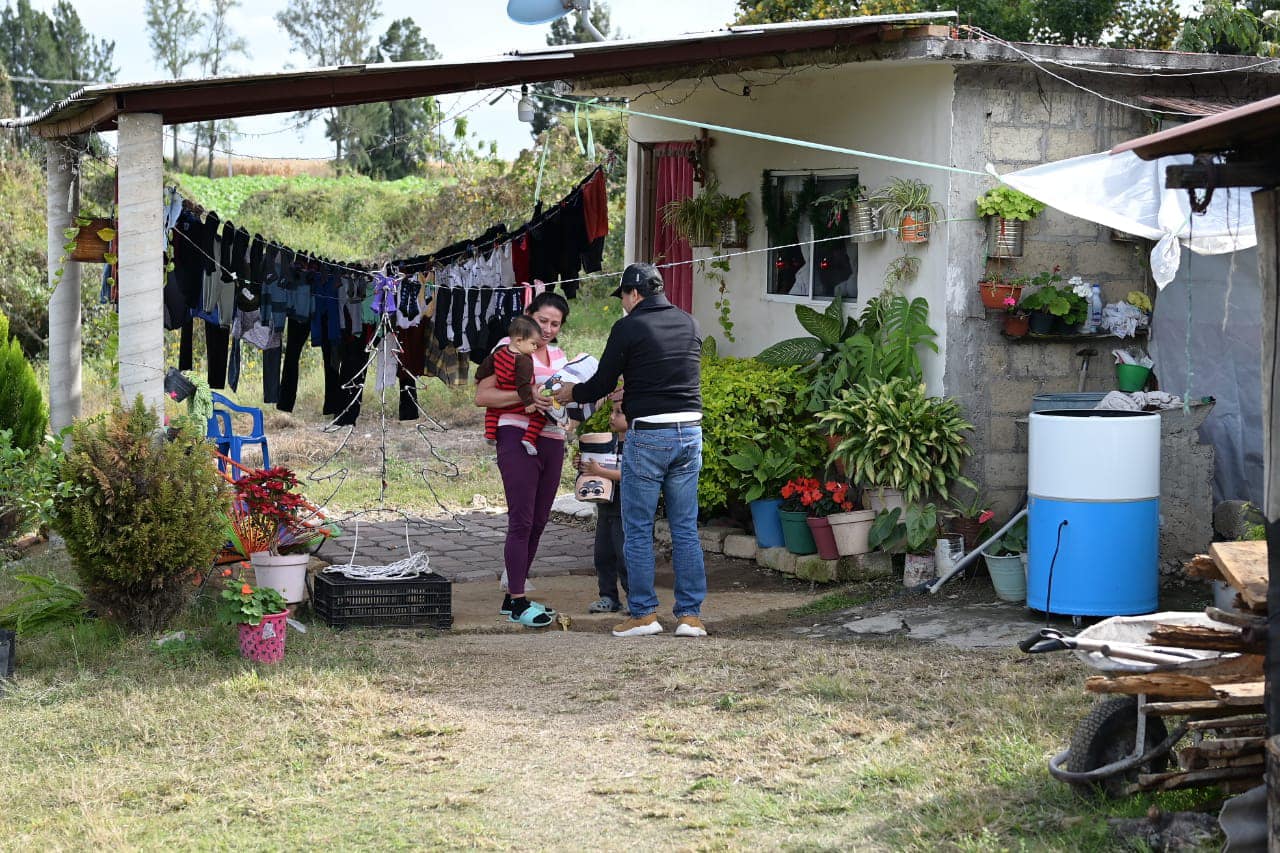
[312,510,596,583]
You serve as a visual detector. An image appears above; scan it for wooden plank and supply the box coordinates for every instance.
[1180,747,1264,771]
[1144,698,1241,716]
[1185,713,1267,732]
[1214,681,1266,704]
[1206,606,1267,630]
[1136,764,1262,791]
[1086,657,1264,699]
[1185,554,1224,581]
[1147,624,1263,654]
[1209,541,1269,609]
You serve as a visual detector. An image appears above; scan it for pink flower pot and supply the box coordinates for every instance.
[238,610,289,663]
[805,516,840,561]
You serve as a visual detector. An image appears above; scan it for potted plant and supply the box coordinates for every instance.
[778,477,819,555]
[869,177,942,244]
[975,186,1045,258]
[819,377,975,509]
[662,178,751,249]
[1001,294,1030,338]
[228,466,335,605]
[978,269,1024,311]
[799,479,855,561]
[48,397,227,634]
[1018,271,1089,335]
[982,515,1027,603]
[813,184,881,243]
[728,433,823,549]
[718,191,753,249]
[944,487,994,553]
[868,504,940,586]
[218,573,290,663]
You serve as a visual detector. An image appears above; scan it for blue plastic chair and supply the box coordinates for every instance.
[206,392,270,477]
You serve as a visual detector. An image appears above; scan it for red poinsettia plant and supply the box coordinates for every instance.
[225,466,333,556]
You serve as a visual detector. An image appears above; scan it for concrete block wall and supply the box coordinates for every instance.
[945,65,1280,563]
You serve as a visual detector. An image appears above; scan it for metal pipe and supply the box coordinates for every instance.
[926,507,1027,594]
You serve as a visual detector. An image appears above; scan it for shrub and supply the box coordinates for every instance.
[0,308,46,452]
[49,397,228,633]
[699,356,825,514]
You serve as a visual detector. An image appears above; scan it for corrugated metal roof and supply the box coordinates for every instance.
[2,12,956,137]
[1137,95,1249,116]
[1113,92,1280,159]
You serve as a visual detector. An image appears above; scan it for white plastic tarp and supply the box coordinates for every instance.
[992,151,1258,287]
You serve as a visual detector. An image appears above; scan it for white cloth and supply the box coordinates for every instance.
[1100,302,1147,339]
[1096,391,1183,411]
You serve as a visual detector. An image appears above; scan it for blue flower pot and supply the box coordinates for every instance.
[749,497,785,549]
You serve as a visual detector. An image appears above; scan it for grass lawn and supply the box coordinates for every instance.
[0,547,1221,850]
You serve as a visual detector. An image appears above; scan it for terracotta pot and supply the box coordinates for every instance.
[949,517,986,553]
[1002,314,1029,337]
[805,516,840,561]
[979,282,1023,310]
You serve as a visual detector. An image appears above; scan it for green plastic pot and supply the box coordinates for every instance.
[1115,363,1151,392]
[779,510,817,555]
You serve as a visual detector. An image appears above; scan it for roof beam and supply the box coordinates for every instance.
[1165,160,1280,190]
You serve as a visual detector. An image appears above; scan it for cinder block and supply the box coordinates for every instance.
[839,551,893,582]
[981,343,1009,375]
[653,519,672,546]
[988,417,1020,453]
[698,526,732,553]
[1071,241,1138,278]
[989,378,1043,415]
[985,451,1029,490]
[757,547,797,575]
[794,555,839,584]
[984,91,1019,124]
[1047,128,1101,161]
[988,127,1044,162]
[723,533,759,561]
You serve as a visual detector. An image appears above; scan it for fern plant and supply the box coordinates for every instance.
[49,397,228,634]
[0,309,47,453]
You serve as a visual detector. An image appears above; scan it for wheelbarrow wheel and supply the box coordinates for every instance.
[1067,696,1169,799]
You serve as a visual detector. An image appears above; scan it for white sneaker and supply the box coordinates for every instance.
[674,616,708,637]
[611,614,663,637]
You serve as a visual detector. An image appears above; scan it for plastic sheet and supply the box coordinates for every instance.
[993,152,1258,287]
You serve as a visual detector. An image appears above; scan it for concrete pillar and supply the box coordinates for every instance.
[116,113,165,416]
[45,137,82,433]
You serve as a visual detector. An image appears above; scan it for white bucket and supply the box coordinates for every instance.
[864,488,906,514]
[828,509,876,556]
[250,552,310,604]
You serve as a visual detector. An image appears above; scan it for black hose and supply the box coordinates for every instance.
[1043,519,1068,622]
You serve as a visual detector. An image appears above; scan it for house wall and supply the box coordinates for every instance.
[623,62,955,391]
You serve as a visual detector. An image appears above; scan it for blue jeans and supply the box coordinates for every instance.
[620,424,705,618]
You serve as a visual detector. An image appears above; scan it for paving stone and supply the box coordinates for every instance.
[530,566,572,577]
[454,569,498,582]
[698,527,730,554]
[756,547,798,575]
[722,533,758,561]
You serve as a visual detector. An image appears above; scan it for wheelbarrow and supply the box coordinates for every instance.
[1020,612,1236,798]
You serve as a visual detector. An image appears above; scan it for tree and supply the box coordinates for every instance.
[145,0,203,167]
[275,0,382,164]
[528,2,614,137]
[1176,0,1280,54]
[194,0,247,175]
[343,17,446,178]
[0,0,116,118]
[1105,0,1182,50]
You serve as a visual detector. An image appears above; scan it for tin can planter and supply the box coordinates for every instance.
[806,516,840,560]
[897,210,930,243]
[986,216,1025,258]
[828,509,876,556]
[849,201,882,243]
[238,610,288,663]
[779,510,817,555]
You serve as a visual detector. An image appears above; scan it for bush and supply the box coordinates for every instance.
[699,356,824,514]
[49,397,228,633]
[0,308,46,452]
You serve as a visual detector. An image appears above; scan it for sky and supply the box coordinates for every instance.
[31,0,743,162]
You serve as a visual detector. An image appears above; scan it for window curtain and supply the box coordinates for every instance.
[652,142,695,313]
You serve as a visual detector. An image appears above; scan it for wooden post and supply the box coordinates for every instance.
[116,113,166,415]
[1269,736,1280,852]
[45,137,81,434]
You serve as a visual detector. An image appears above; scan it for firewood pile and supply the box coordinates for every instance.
[1082,542,1267,794]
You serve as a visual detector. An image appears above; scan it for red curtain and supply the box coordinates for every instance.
[652,142,695,313]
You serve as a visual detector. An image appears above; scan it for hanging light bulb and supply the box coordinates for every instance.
[517,85,535,123]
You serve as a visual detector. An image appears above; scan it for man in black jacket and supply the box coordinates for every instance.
[554,263,707,638]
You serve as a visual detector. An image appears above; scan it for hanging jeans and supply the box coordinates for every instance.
[275,317,310,412]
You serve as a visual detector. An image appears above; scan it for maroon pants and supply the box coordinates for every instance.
[496,425,565,596]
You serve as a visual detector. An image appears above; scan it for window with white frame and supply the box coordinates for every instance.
[763,170,859,301]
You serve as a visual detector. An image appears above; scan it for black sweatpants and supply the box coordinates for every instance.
[594,503,628,603]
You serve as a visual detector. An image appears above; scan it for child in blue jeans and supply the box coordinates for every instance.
[582,406,628,613]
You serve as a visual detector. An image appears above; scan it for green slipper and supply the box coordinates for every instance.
[509,606,554,628]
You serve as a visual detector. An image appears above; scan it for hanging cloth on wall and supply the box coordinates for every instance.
[652,142,695,313]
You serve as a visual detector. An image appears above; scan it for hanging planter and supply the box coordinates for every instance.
[979,280,1023,310]
[848,200,882,243]
[69,217,115,263]
[869,178,941,246]
[985,217,1025,258]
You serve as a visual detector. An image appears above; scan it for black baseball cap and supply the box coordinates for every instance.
[610,262,664,298]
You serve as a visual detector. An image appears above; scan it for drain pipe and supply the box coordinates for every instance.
[926,506,1028,594]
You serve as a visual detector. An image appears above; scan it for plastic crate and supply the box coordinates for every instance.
[311,572,452,629]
